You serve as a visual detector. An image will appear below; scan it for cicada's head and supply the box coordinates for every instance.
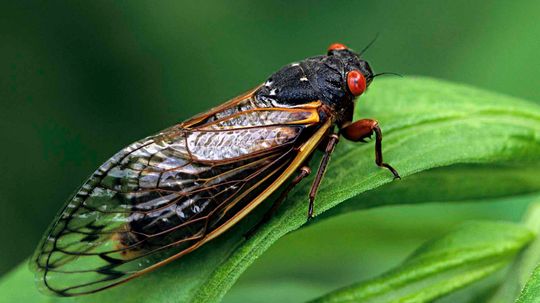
[256,42,375,123]
[326,43,374,96]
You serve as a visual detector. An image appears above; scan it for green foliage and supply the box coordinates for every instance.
[310,222,534,303]
[486,203,540,303]
[516,264,540,303]
[1,77,540,302]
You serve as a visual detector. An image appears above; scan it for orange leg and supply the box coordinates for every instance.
[342,119,400,179]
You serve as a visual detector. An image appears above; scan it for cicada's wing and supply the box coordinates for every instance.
[32,90,330,296]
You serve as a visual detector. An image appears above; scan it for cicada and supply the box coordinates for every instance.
[32,42,400,296]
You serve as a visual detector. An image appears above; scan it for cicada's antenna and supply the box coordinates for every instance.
[372,72,403,78]
[360,33,380,56]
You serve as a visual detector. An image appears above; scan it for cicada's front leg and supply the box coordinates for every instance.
[341,119,400,179]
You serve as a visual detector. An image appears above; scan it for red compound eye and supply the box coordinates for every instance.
[347,70,367,96]
[327,43,347,52]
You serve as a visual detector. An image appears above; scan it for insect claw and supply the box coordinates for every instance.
[382,163,401,180]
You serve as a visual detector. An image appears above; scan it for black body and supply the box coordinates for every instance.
[256,48,374,125]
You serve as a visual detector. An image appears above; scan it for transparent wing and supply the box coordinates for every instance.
[32,93,325,296]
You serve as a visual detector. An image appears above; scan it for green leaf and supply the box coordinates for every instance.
[309,221,534,303]
[515,204,540,303]
[483,201,540,303]
[1,77,540,302]
[516,263,540,303]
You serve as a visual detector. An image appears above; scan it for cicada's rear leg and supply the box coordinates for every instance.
[307,133,340,220]
[341,119,400,179]
[245,166,311,239]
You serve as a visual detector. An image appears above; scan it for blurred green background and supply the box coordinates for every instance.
[1,1,540,301]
